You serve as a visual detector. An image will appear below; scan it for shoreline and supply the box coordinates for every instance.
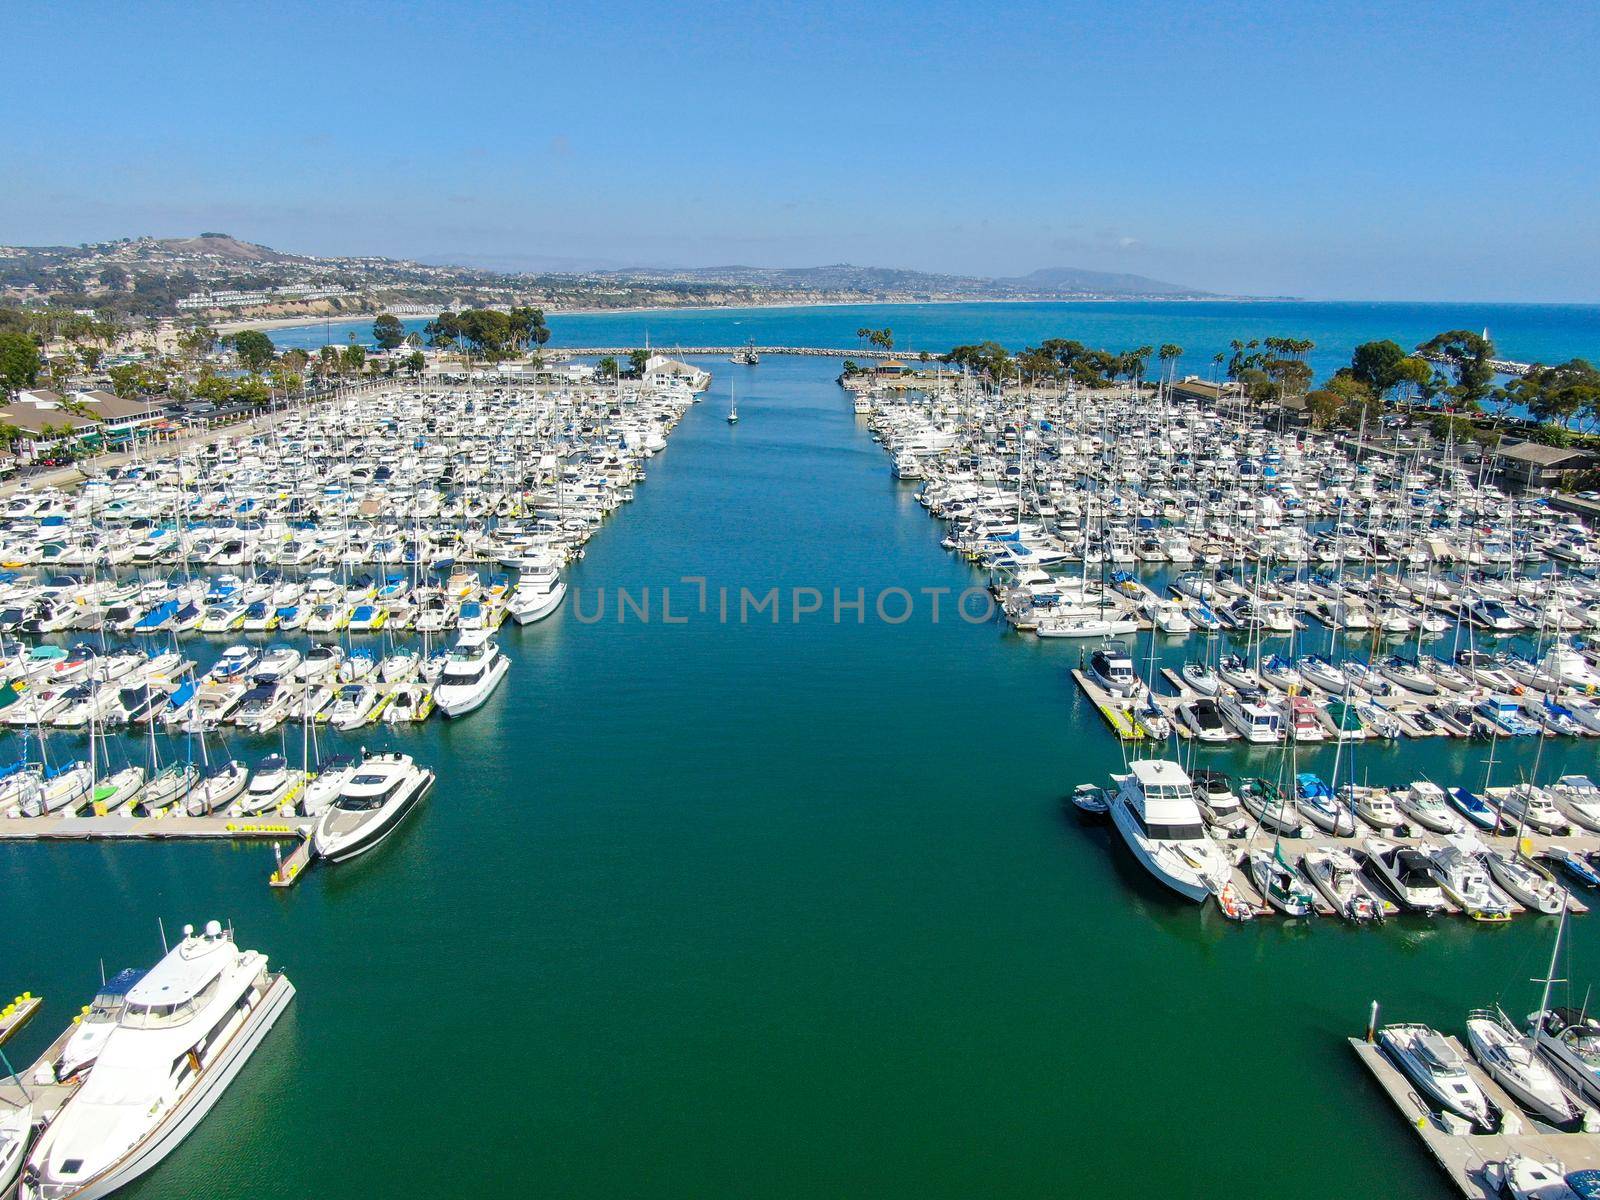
[212,295,1267,337]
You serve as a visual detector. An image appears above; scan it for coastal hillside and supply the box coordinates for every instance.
[591,262,1211,300]
[0,235,1218,321]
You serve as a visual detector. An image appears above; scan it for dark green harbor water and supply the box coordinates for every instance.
[4,354,1598,1198]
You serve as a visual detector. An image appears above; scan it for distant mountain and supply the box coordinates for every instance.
[150,234,303,264]
[1000,266,1202,297]
[0,233,1220,320]
[593,262,1211,299]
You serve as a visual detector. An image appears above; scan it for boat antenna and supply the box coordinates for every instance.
[158,916,169,955]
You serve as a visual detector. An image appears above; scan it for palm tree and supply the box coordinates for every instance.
[1158,343,1183,391]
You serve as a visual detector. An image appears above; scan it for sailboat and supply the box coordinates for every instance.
[727,380,739,424]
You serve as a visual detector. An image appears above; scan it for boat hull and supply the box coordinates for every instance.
[1109,797,1212,904]
[25,974,295,1200]
[314,773,433,863]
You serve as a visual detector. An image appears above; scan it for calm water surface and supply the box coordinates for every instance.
[2,351,1597,1198]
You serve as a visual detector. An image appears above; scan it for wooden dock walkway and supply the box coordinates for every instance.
[0,1015,84,1120]
[1351,1033,1600,1197]
[1070,669,1145,740]
[0,813,310,841]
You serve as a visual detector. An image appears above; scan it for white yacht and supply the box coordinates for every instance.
[1550,776,1600,832]
[0,1105,31,1198]
[312,752,435,863]
[1379,1022,1498,1132]
[1397,781,1461,834]
[433,633,509,718]
[1107,759,1233,904]
[20,922,294,1200]
[1085,642,1140,698]
[55,968,147,1081]
[1532,1008,1600,1110]
[507,561,566,625]
[1424,845,1514,922]
[297,754,359,818]
[1299,847,1385,923]
[1466,1009,1588,1130]
[1217,689,1282,743]
[232,755,305,816]
[1364,838,1447,913]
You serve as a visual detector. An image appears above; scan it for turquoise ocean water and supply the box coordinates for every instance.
[272,299,1600,381]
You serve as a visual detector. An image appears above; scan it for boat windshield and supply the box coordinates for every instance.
[1143,783,1194,802]
[121,976,220,1029]
[338,774,403,811]
[84,993,128,1023]
[1562,1030,1600,1068]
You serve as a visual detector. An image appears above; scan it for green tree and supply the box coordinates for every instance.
[628,348,651,377]
[341,344,367,374]
[1506,359,1600,430]
[1304,389,1344,429]
[1349,340,1407,395]
[232,329,275,374]
[1416,330,1496,408]
[1226,339,1261,378]
[0,331,41,395]
[943,342,1015,385]
[425,312,461,349]
[107,361,169,398]
[372,313,405,350]
[595,355,619,379]
[405,350,426,377]
[1390,356,1435,404]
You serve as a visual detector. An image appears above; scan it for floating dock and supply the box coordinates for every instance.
[0,994,42,1046]
[0,813,309,841]
[0,1014,83,1119]
[1070,670,1145,740]
[1351,1032,1600,1197]
[269,835,315,888]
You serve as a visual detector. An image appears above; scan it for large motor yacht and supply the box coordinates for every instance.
[312,753,435,863]
[1379,1022,1499,1132]
[20,921,294,1200]
[506,560,567,625]
[433,632,509,717]
[1107,759,1233,903]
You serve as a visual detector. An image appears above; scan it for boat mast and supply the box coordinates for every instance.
[1532,891,1570,1036]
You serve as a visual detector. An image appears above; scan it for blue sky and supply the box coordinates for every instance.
[3,0,1596,301]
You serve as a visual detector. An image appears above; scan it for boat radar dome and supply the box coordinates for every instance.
[204,920,223,939]
[182,924,195,938]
